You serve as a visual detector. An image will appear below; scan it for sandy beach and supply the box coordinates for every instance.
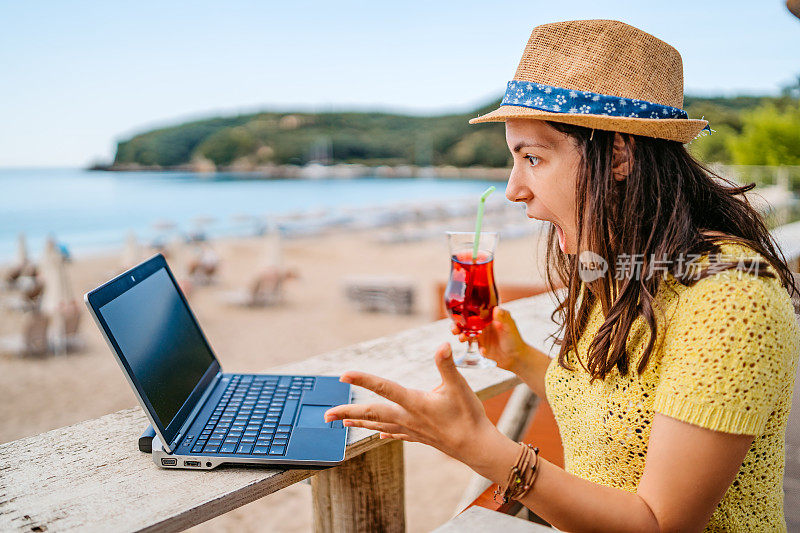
[0,219,549,532]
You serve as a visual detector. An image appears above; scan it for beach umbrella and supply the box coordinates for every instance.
[16,233,29,266]
[152,219,176,234]
[166,233,189,268]
[232,213,267,236]
[122,231,142,269]
[39,239,65,315]
[261,226,283,269]
[188,215,216,242]
[150,219,178,252]
[3,232,31,288]
[39,237,74,354]
[191,215,217,227]
[153,219,176,230]
[232,213,255,223]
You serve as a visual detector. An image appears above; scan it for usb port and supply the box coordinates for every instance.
[184,460,201,467]
[161,458,177,466]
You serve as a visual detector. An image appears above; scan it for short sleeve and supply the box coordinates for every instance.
[654,270,799,435]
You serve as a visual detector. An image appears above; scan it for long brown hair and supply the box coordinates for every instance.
[544,121,798,381]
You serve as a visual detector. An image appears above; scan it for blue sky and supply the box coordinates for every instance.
[1,1,798,167]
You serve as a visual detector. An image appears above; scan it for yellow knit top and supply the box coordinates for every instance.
[544,241,800,532]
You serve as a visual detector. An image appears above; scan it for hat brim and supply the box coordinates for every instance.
[469,105,708,144]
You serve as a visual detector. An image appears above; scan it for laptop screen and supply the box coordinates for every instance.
[98,267,215,431]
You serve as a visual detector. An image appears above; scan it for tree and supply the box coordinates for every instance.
[727,103,800,166]
[688,124,735,164]
[445,130,510,167]
[196,127,257,167]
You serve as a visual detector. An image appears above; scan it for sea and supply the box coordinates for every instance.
[0,168,503,261]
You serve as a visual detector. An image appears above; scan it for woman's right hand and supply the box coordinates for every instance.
[451,307,531,372]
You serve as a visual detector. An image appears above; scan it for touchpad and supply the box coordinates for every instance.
[297,405,333,428]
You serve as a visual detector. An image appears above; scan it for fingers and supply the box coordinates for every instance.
[434,343,465,385]
[339,371,409,406]
[341,419,406,435]
[454,309,513,346]
[379,432,415,441]
[492,307,514,329]
[324,403,402,424]
[451,324,469,343]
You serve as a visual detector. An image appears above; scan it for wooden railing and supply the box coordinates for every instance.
[0,293,561,533]
[6,222,800,532]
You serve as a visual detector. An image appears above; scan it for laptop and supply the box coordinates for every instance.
[84,253,350,470]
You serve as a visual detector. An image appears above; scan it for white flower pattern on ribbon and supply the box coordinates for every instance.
[498,80,692,122]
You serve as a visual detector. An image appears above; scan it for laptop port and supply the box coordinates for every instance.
[161,458,177,466]
[184,460,201,467]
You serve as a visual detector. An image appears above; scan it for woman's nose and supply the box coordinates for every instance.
[505,166,532,203]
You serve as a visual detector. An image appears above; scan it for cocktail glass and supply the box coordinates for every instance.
[444,231,499,368]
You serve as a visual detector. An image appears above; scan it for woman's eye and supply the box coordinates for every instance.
[524,155,539,166]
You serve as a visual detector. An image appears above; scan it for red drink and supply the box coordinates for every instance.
[444,251,499,335]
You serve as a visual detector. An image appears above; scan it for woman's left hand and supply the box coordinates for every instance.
[324,342,508,470]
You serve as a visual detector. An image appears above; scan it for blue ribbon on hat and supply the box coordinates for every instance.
[502,81,710,132]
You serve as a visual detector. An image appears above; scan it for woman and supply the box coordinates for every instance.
[325,20,800,532]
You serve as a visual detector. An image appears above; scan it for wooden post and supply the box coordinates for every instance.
[311,439,405,533]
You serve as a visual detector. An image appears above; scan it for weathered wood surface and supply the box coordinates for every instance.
[311,439,404,533]
[0,293,561,533]
[432,506,552,532]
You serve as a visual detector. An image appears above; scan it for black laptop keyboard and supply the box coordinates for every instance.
[185,375,315,456]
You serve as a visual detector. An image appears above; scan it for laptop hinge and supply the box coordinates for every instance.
[170,371,223,450]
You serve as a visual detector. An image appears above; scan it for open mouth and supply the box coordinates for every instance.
[528,213,567,251]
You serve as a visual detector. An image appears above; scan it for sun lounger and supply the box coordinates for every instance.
[221,266,298,307]
[343,276,415,314]
[186,246,220,286]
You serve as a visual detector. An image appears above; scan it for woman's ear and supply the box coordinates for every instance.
[611,133,635,182]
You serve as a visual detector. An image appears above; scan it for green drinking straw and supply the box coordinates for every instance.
[472,185,496,261]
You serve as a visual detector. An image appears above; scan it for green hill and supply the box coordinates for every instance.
[109,93,798,171]
[112,100,509,170]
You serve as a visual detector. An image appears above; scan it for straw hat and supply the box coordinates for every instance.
[788,0,800,19]
[470,19,709,143]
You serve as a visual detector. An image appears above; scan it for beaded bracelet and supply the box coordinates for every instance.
[494,442,540,504]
